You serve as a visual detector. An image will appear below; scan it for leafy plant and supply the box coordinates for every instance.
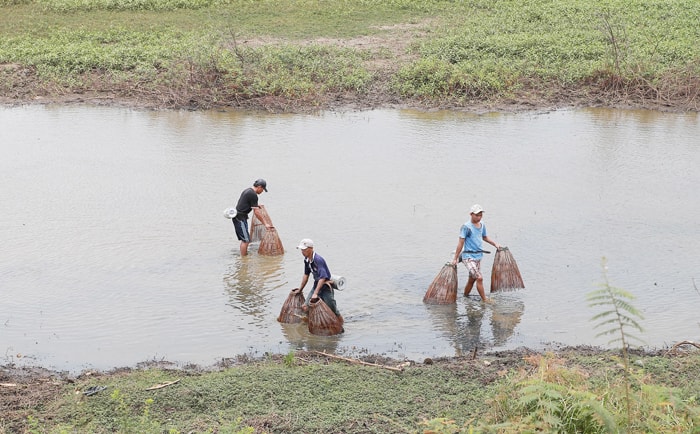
[587,257,644,425]
[515,380,615,433]
[484,353,616,433]
[587,259,645,349]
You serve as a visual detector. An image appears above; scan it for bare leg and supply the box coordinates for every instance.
[240,241,250,256]
[475,278,490,302]
[464,277,475,296]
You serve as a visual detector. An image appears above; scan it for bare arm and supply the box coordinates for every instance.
[299,273,310,291]
[252,206,273,229]
[451,238,465,265]
[312,278,328,300]
[483,236,500,249]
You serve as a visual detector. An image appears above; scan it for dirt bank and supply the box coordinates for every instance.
[1,74,695,114]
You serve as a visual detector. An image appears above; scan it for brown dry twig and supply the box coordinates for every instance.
[145,379,180,391]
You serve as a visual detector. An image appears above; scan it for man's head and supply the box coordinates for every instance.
[470,204,484,222]
[296,238,314,258]
[253,178,268,193]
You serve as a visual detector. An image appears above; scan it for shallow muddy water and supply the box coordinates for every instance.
[1,105,699,372]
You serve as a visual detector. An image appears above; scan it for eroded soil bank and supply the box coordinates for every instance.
[1,75,697,114]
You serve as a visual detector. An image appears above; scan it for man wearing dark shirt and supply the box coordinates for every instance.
[232,178,271,256]
[296,238,340,317]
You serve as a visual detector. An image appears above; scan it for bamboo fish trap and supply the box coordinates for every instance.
[423,263,458,304]
[253,206,284,256]
[249,206,272,243]
[258,227,284,256]
[277,289,306,324]
[490,247,525,292]
[308,298,344,336]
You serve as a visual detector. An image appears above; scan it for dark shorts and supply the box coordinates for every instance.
[232,217,250,243]
[305,282,340,316]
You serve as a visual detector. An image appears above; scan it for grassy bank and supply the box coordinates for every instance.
[2,348,700,433]
[1,0,699,111]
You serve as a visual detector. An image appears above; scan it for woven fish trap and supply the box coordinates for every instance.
[308,298,344,336]
[249,206,273,243]
[490,247,525,292]
[249,213,266,243]
[258,228,284,256]
[277,289,305,323]
[423,263,458,304]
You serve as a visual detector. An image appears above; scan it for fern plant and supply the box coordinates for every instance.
[587,257,645,426]
[587,264,645,348]
[516,381,615,433]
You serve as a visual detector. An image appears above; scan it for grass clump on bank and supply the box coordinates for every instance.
[1,0,699,111]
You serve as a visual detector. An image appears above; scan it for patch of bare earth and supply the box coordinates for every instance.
[0,366,71,433]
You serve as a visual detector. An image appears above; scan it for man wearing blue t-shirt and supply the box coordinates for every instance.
[451,204,500,302]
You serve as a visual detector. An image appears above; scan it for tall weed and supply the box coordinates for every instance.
[587,258,644,425]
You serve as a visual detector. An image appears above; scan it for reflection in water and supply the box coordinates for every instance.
[426,303,471,356]
[279,323,341,354]
[426,295,524,356]
[490,294,525,347]
[425,303,459,336]
[458,300,487,355]
[223,254,285,326]
[427,301,486,356]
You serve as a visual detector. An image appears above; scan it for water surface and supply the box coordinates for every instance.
[1,106,698,372]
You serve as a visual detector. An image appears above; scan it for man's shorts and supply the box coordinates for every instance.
[462,258,482,279]
[232,217,250,243]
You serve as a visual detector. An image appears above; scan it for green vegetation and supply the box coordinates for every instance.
[2,349,699,433]
[1,0,698,110]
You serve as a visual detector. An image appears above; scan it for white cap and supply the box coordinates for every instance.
[296,238,314,250]
[470,204,484,214]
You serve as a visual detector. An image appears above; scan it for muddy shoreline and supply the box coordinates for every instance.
[0,344,678,395]
[1,82,697,115]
